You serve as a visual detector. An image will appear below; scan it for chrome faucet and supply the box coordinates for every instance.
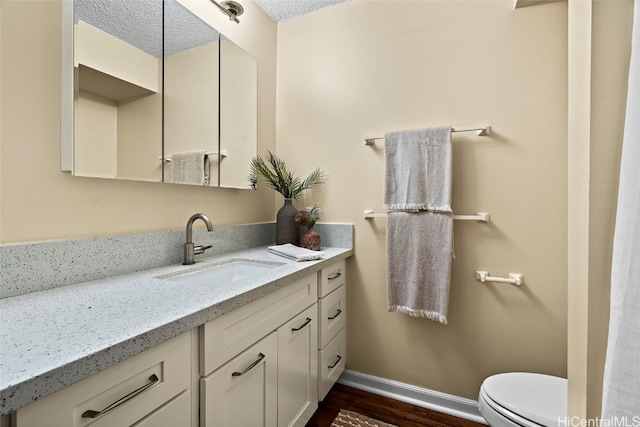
[183,213,214,265]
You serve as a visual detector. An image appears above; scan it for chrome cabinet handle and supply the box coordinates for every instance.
[81,374,159,419]
[328,355,342,369]
[232,353,265,377]
[291,317,312,332]
[328,309,342,320]
[327,271,342,281]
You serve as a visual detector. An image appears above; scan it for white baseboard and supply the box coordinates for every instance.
[337,369,488,425]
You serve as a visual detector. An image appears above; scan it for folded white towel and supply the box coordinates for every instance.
[268,243,325,262]
[169,150,210,185]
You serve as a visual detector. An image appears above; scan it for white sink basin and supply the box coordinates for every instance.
[162,259,282,286]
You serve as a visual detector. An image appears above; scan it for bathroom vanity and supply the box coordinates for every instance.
[1,242,351,426]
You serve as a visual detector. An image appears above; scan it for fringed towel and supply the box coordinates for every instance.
[384,127,452,213]
[387,211,452,323]
[384,127,453,324]
[169,150,210,185]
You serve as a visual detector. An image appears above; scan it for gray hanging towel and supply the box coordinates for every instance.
[384,126,452,212]
[384,127,453,324]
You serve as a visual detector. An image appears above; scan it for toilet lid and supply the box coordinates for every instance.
[482,372,567,427]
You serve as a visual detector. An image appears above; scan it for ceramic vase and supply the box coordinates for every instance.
[300,227,321,251]
[276,198,299,245]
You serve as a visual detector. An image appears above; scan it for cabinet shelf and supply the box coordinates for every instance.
[78,65,156,102]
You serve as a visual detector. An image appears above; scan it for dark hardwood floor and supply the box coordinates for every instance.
[306,383,486,427]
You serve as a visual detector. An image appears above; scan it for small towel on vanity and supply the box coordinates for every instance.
[268,244,325,262]
[384,126,453,324]
[169,150,210,185]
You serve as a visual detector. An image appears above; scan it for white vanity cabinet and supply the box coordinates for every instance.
[14,331,197,427]
[199,274,318,427]
[317,260,347,400]
[9,256,350,426]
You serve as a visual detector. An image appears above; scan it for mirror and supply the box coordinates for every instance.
[67,0,257,188]
[218,34,258,189]
[163,0,220,186]
[72,0,163,182]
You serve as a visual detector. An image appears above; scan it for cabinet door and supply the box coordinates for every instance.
[201,332,277,427]
[277,304,318,427]
[132,390,191,427]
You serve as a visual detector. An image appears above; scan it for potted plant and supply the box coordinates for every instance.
[249,151,326,245]
[295,207,322,251]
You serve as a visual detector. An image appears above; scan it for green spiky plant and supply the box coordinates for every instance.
[249,151,326,198]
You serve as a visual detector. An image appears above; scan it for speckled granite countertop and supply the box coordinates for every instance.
[0,245,352,415]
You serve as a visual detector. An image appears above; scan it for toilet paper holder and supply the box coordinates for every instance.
[475,271,523,286]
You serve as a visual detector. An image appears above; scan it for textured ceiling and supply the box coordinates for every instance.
[74,0,219,57]
[253,0,350,22]
[73,0,350,57]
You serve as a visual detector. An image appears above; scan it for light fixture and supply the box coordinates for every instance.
[210,0,244,23]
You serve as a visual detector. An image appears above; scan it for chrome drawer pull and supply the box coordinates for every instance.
[232,353,265,377]
[81,374,159,419]
[291,317,312,332]
[328,309,342,320]
[328,355,342,369]
[327,271,342,281]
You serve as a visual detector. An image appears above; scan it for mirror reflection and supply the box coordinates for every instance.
[163,0,221,186]
[71,0,257,188]
[73,0,163,181]
[219,34,258,189]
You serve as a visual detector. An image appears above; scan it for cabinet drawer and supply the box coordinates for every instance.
[318,328,346,401]
[318,260,346,298]
[200,274,317,375]
[318,285,346,349]
[16,332,192,427]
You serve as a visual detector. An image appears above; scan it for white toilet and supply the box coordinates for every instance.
[478,372,567,427]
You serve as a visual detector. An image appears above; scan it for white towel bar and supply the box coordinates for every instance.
[364,125,491,145]
[475,271,523,286]
[160,150,228,162]
[364,210,490,222]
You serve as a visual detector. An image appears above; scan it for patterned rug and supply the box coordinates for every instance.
[330,409,398,427]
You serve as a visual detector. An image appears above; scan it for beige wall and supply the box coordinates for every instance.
[276,0,569,399]
[0,0,277,243]
[567,0,633,419]
[74,91,118,178]
[116,73,164,182]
